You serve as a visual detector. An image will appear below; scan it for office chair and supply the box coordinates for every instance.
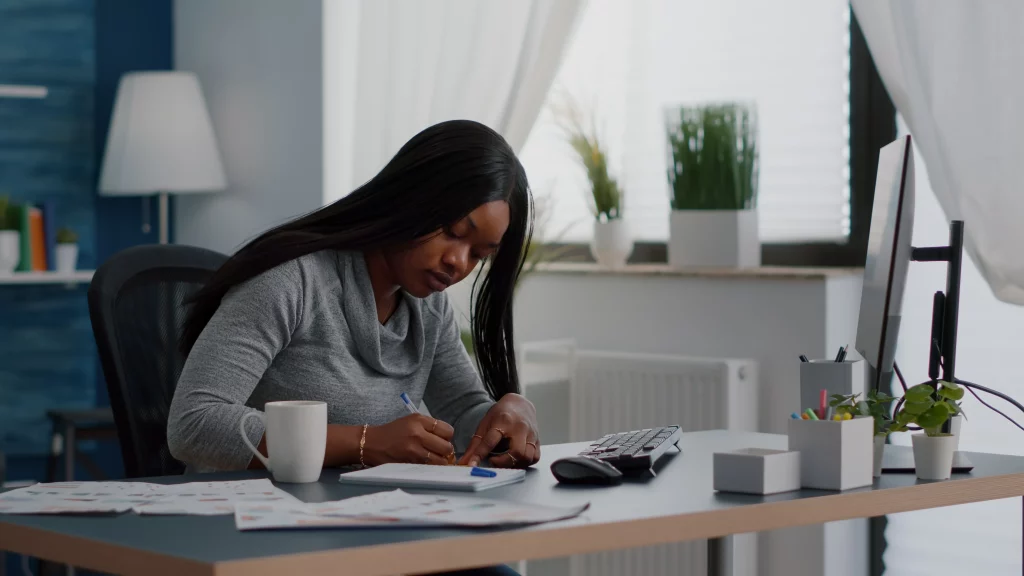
[88,244,227,478]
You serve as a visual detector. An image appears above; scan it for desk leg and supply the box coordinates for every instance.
[707,536,730,576]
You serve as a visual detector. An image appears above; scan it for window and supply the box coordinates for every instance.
[519,0,853,247]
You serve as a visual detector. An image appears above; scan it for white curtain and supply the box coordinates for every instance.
[324,0,584,203]
[850,0,1024,305]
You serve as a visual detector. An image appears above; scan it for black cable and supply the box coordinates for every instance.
[960,382,1024,434]
[955,378,1024,433]
[892,362,910,394]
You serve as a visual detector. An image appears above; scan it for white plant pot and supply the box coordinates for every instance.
[0,231,19,274]
[55,244,79,274]
[590,220,633,269]
[950,414,962,452]
[668,209,760,268]
[873,434,886,478]
[911,433,957,480]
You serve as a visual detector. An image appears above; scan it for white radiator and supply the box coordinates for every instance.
[519,346,758,576]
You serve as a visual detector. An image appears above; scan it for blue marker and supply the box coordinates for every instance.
[399,392,422,415]
[791,412,802,419]
[471,467,497,478]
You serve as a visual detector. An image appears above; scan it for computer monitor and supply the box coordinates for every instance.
[855,135,915,392]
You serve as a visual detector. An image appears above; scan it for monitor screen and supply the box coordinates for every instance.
[855,135,915,391]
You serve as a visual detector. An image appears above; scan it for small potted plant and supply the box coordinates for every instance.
[890,382,964,480]
[55,227,79,273]
[665,102,759,268]
[0,196,20,274]
[830,389,897,477]
[556,96,631,268]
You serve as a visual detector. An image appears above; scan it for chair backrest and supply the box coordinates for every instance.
[88,244,227,478]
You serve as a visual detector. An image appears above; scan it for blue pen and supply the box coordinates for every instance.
[471,467,497,478]
[399,392,422,415]
[791,412,802,419]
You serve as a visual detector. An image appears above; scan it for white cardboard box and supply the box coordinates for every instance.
[713,448,801,495]
[788,416,873,490]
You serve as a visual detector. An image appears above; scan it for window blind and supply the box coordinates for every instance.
[519,0,851,244]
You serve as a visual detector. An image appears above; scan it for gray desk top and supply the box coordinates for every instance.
[3,430,1024,576]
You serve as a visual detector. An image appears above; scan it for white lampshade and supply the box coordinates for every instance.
[99,71,226,195]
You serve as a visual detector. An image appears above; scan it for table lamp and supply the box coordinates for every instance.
[99,71,226,244]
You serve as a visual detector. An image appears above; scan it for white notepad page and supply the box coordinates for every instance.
[338,464,525,492]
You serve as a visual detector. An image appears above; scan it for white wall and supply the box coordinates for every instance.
[173,0,324,254]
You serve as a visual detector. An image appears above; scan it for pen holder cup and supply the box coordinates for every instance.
[788,415,873,491]
[800,359,865,415]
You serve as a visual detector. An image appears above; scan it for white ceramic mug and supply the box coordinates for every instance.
[240,401,327,483]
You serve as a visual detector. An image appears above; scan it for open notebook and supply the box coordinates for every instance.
[338,464,525,492]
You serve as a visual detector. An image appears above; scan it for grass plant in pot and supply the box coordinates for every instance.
[665,103,759,268]
[0,196,20,274]
[557,97,631,268]
[890,381,964,480]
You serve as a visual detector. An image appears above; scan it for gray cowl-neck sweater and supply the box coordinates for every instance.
[167,250,493,472]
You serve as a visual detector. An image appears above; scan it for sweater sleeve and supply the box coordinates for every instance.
[422,295,495,453]
[167,260,304,471]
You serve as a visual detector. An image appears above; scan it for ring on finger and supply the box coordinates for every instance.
[472,434,484,441]
[526,441,538,450]
[490,428,507,437]
[508,453,518,466]
[430,419,438,433]
[423,451,431,464]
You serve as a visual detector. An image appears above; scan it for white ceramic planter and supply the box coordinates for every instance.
[873,434,886,477]
[668,209,760,268]
[590,219,633,269]
[0,231,19,274]
[911,433,957,480]
[55,244,78,274]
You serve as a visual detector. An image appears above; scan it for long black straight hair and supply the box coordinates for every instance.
[179,120,533,399]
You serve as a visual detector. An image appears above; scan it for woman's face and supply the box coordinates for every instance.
[385,200,510,298]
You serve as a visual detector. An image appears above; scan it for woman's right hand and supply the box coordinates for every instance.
[363,414,455,466]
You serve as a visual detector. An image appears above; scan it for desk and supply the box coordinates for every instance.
[3,430,1024,576]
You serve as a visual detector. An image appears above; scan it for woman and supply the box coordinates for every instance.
[167,120,541,482]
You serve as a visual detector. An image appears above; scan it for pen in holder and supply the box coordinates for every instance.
[799,358,865,418]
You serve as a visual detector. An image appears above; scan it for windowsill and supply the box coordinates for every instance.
[529,262,863,280]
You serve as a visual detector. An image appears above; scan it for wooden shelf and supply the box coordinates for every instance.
[0,270,94,285]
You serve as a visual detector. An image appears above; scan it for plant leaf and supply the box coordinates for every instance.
[904,384,935,402]
[916,404,952,429]
[938,384,965,401]
[903,400,933,415]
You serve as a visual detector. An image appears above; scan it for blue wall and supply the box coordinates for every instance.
[0,0,172,458]
[0,0,99,456]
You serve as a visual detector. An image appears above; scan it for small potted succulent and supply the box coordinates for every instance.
[890,382,964,480]
[55,227,79,273]
[830,389,896,477]
[0,196,19,274]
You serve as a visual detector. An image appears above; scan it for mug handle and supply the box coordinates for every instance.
[239,412,271,471]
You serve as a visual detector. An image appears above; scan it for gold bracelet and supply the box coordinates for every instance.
[359,424,369,468]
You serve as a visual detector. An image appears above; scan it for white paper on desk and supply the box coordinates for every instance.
[235,489,589,531]
[338,463,526,491]
[0,479,298,516]
[133,479,300,515]
[0,481,158,514]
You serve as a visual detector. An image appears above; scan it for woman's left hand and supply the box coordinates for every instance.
[458,393,540,468]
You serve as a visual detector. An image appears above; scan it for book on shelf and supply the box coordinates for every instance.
[14,200,59,273]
